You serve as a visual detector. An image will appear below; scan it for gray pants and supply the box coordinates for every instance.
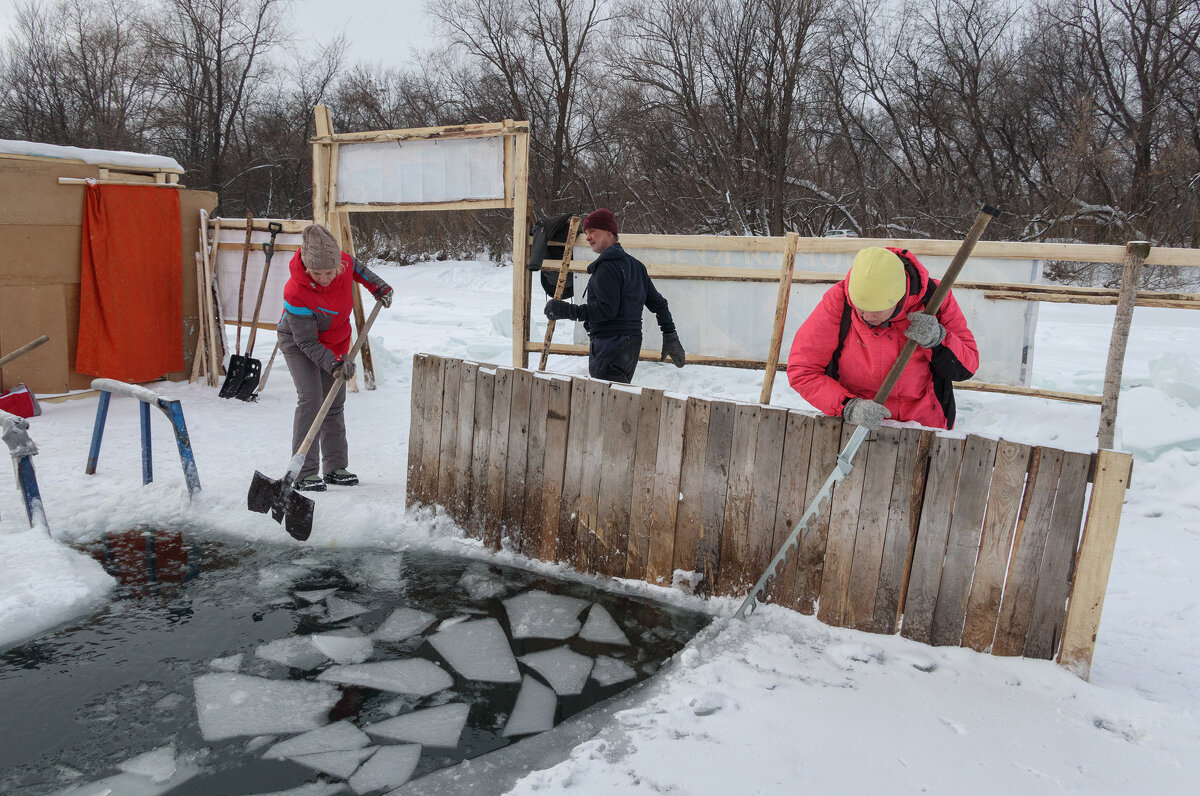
[281,342,348,479]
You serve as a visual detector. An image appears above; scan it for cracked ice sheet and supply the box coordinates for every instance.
[295,588,338,604]
[579,604,631,646]
[263,721,370,759]
[428,617,521,682]
[55,759,201,796]
[372,607,435,642]
[117,743,177,782]
[325,596,371,622]
[502,676,558,737]
[317,659,452,695]
[348,745,421,793]
[194,673,341,742]
[364,703,470,747]
[288,747,376,779]
[590,655,636,687]
[503,591,589,640]
[311,632,373,665]
[256,636,327,670]
[519,647,593,695]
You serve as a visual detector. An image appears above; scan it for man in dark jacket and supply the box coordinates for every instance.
[543,208,685,383]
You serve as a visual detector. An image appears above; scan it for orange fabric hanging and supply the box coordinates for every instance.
[77,183,183,381]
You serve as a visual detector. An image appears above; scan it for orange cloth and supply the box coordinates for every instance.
[77,184,183,381]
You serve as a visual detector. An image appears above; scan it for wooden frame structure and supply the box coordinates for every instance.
[407,354,1133,679]
[311,106,531,390]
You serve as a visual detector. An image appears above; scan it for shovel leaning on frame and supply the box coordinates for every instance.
[220,221,283,401]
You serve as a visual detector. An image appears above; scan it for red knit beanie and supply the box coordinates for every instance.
[583,208,618,236]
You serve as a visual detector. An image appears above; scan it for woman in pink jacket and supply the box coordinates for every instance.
[787,246,978,430]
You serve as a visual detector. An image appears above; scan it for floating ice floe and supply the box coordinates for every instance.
[590,655,637,687]
[428,617,521,682]
[459,564,512,601]
[317,659,452,696]
[503,591,589,640]
[348,745,421,793]
[240,783,347,796]
[372,607,435,641]
[364,703,470,747]
[287,747,376,779]
[194,673,341,742]
[55,759,201,796]
[502,676,557,736]
[116,743,177,782]
[256,636,327,670]
[579,604,631,646]
[294,588,338,604]
[311,632,373,665]
[209,654,243,672]
[519,647,594,695]
[262,720,370,760]
[324,596,371,622]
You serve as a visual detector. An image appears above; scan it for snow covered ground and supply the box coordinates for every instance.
[2,260,1199,794]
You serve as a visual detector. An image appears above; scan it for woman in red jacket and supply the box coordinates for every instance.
[787,246,978,430]
[279,224,393,491]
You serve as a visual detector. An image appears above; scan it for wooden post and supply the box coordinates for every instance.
[1058,450,1134,679]
[510,125,532,368]
[538,215,580,371]
[312,105,333,228]
[336,210,377,390]
[760,231,799,404]
[1097,241,1150,449]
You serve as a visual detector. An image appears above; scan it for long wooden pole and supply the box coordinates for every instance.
[538,216,580,372]
[759,231,799,404]
[511,125,532,368]
[235,211,254,355]
[1097,241,1150,449]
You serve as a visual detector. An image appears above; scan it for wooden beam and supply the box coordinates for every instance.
[1098,242,1151,448]
[511,129,531,368]
[335,198,510,214]
[760,232,799,404]
[312,119,527,144]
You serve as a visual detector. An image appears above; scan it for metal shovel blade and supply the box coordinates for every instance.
[232,357,262,402]
[219,354,251,398]
[247,469,315,541]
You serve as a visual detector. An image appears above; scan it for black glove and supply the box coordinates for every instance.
[660,332,685,368]
[842,398,890,430]
[374,284,394,308]
[544,299,578,321]
[904,312,946,348]
[333,359,356,381]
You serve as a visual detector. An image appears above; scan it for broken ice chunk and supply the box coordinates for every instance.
[317,659,452,696]
[325,596,371,622]
[428,618,520,683]
[364,703,470,747]
[590,655,636,687]
[502,676,557,737]
[263,721,370,760]
[503,591,589,640]
[116,743,176,782]
[348,745,421,793]
[256,637,327,671]
[459,564,511,601]
[372,607,435,642]
[209,654,243,672]
[193,673,340,742]
[54,760,201,795]
[311,633,373,665]
[241,784,346,796]
[579,604,631,646]
[518,647,593,696]
[294,588,338,604]
[287,746,375,779]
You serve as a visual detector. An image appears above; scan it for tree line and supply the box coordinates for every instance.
[2,0,1197,270]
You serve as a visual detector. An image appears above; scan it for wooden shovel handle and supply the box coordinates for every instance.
[244,222,284,357]
[0,335,50,369]
[236,211,254,354]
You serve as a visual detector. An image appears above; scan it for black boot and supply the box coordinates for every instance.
[324,468,359,486]
[295,475,327,492]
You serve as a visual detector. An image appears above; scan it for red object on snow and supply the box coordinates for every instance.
[0,384,40,418]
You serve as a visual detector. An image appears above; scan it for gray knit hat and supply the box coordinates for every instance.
[301,224,341,272]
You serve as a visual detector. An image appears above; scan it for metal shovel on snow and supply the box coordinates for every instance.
[247,298,383,542]
[220,221,283,401]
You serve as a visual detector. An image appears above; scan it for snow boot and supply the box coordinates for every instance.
[324,468,359,486]
[295,475,327,492]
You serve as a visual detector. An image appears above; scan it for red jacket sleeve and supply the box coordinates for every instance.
[787,285,856,417]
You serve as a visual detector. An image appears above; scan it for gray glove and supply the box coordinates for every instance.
[905,312,946,348]
[842,398,890,430]
[660,332,685,368]
[333,359,356,381]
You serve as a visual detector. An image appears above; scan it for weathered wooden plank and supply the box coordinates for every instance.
[596,386,641,577]
[556,377,591,564]
[626,388,664,582]
[646,394,687,586]
[962,439,1031,652]
[1025,451,1091,659]
[696,400,736,596]
[845,426,902,632]
[792,415,842,614]
[500,369,534,548]
[742,406,787,594]
[818,423,871,628]
[1059,451,1133,679]
[762,412,815,610]
[872,429,932,634]
[901,435,965,645]
[466,367,495,538]
[992,448,1065,656]
[450,361,478,522]
[574,380,608,572]
[483,367,513,550]
[419,355,446,505]
[435,358,461,510]
[931,436,999,647]
[537,376,573,562]
[518,373,552,556]
[405,354,428,508]
[717,403,760,596]
[672,397,711,584]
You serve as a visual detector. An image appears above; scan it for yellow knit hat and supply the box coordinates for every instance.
[847,247,906,311]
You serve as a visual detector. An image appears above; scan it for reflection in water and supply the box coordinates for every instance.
[0,529,710,794]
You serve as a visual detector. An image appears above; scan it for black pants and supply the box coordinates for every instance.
[589,334,641,384]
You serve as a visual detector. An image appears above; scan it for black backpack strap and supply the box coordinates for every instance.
[825,299,854,380]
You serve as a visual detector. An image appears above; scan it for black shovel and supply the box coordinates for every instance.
[247,298,383,541]
[220,221,283,400]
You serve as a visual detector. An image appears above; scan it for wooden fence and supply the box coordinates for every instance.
[406,354,1132,676]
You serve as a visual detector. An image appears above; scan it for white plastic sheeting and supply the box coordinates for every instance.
[336,137,505,205]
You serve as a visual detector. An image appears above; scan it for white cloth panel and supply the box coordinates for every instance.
[214,228,301,330]
[336,137,504,204]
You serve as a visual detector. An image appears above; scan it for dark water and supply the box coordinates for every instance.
[0,529,710,794]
